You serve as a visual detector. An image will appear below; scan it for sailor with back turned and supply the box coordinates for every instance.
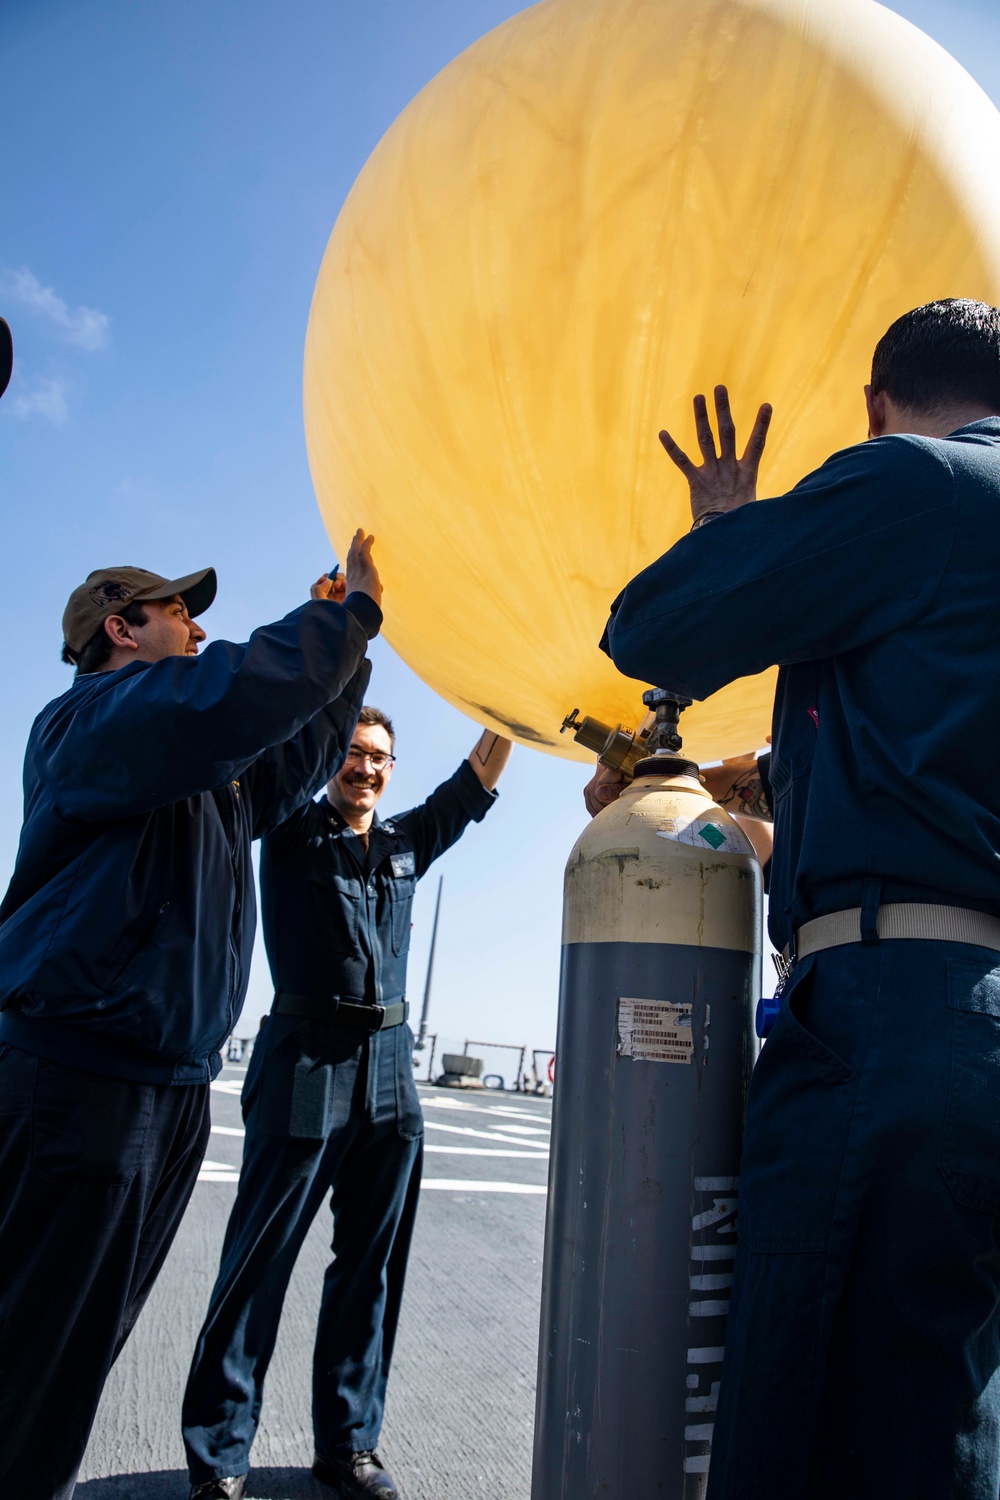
[602,300,1000,1499]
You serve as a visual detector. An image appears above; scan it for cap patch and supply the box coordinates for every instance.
[89,581,135,608]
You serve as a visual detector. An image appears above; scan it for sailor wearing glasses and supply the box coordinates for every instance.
[182,704,512,1500]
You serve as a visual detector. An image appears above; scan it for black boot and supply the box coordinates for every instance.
[189,1478,247,1499]
[312,1449,399,1498]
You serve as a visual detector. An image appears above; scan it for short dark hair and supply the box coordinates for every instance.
[871,299,1000,415]
[357,705,395,748]
[61,600,149,674]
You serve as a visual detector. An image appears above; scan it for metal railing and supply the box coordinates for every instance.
[414,1037,554,1093]
[530,1048,556,1093]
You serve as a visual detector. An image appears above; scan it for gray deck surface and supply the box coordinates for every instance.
[77,1065,552,1500]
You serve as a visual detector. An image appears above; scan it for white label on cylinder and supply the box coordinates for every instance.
[656,816,746,854]
[616,997,693,1064]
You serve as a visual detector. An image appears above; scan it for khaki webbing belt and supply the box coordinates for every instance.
[785,903,1000,963]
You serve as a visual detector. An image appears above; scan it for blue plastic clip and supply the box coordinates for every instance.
[755,993,782,1038]
[756,953,793,1039]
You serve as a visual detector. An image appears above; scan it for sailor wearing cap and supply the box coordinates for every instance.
[0,533,382,1500]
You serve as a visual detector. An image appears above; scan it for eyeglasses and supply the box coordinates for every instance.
[345,748,395,772]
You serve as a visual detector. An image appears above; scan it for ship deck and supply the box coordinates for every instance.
[78,1062,553,1499]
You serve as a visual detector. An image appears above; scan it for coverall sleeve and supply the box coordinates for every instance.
[240,660,372,839]
[601,436,958,700]
[397,761,498,879]
[756,752,773,814]
[46,595,381,822]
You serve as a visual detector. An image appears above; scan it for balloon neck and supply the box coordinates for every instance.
[631,752,701,781]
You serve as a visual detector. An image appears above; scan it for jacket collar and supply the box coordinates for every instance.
[71,658,152,688]
[323,801,401,873]
[323,800,385,836]
[948,416,1000,438]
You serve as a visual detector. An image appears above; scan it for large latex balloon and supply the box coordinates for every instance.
[305,0,1000,763]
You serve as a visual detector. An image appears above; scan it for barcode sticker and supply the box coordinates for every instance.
[617,997,693,1064]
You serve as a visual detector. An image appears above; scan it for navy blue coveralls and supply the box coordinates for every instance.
[603,421,1000,1499]
[0,593,378,1500]
[181,761,496,1485]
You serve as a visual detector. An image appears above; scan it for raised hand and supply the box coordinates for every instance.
[310,567,347,603]
[344,528,382,608]
[659,385,772,526]
[467,729,514,791]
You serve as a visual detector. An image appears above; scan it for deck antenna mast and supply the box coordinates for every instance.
[413,875,443,1050]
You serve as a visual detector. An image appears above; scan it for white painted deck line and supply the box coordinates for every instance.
[419,1096,552,1123]
[198,1159,241,1183]
[197,1168,548,1193]
[423,1120,550,1149]
[424,1145,549,1159]
[207,1126,547,1161]
[421,1179,547,1195]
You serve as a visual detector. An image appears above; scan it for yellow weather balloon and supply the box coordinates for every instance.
[305,0,1000,764]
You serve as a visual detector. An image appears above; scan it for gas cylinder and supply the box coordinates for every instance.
[531,753,762,1498]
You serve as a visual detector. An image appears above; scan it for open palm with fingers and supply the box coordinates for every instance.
[659,385,772,525]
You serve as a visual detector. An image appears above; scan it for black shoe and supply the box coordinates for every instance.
[312,1449,399,1498]
[189,1479,247,1500]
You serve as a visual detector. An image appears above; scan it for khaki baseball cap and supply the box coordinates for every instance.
[62,566,217,655]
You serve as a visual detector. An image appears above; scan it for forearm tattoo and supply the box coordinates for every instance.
[473,732,501,767]
[721,769,771,819]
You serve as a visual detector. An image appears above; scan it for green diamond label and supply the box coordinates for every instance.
[698,824,727,850]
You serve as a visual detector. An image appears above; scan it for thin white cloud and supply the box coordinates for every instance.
[6,375,69,426]
[1,267,109,351]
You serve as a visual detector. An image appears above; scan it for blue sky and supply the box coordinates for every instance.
[3,0,999,1063]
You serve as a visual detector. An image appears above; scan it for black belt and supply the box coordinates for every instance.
[273,991,409,1032]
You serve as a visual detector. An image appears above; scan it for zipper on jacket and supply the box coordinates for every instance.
[214,780,244,1030]
[105,899,172,988]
